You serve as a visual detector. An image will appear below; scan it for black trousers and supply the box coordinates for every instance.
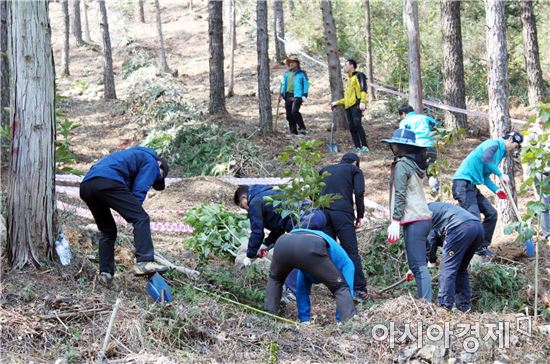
[80,177,155,275]
[284,93,305,134]
[322,209,367,292]
[452,180,495,248]
[264,233,356,321]
[344,104,367,148]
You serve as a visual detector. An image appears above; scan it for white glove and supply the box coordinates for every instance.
[242,257,252,267]
[331,101,338,107]
[386,220,401,244]
[359,102,366,111]
[301,97,307,103]
[500,174,510,183]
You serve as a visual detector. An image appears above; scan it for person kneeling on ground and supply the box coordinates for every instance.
[427,202,484,312]
[234,185,326,295]
[264,229,356,323]
[79,146,170,284]
[382,128,433,302]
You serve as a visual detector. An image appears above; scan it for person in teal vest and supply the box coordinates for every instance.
[278,54,309,135]
[398,104,439,193]
[452,131,523,256]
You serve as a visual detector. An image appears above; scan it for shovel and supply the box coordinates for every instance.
[501,182,534,257]
[274,97,281,132]
[327,107,339,153]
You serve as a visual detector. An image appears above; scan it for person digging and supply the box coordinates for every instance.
[427,202,484,312]
[234,185,326,296]
[452,131,523,256]
[264,229,357,324]
[80,146,170,285]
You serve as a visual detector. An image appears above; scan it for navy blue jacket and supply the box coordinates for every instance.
[83,146,161,204]
[246,185,289,258]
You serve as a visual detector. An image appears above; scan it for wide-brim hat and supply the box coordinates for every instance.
[285,54,300,66]
[153,157,169,191]
[381,128,425,148]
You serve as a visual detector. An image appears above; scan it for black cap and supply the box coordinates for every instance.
[153,157,169,191]
[505,131,523,146]
[341,152,360,167]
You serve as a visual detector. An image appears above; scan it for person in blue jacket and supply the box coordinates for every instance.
[398,104,440,192]
[278,54,309,135]
[79,146,169,284]
[234,185,326,295]
[264,229,356,323]
[452,131,523,255]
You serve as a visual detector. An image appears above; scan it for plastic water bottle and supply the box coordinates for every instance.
[55,232,72,265]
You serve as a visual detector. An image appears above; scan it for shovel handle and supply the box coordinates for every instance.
[500,182,522,222]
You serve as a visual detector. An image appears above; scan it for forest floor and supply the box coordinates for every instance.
[1,1,549,363]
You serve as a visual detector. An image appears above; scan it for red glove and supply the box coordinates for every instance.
[258,248,269,258]
[277,94,283,102]
[406,271,414,282]
[496,190,508,199]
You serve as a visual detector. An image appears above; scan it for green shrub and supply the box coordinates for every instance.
[167,124,261,177]
[361,228,409,288]
[201,265,268,307]
[470,263,528,312]
[184,203,250,260]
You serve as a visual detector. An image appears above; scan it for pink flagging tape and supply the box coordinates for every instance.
[55,186,187,215]
[55,175,182,186]
[219,176,291,186]
[56,200,193,234]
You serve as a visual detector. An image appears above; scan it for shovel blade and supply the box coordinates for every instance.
[327,144,339,153]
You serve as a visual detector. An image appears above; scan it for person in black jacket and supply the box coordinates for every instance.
[427,202,483,312]
[320,153,368,301]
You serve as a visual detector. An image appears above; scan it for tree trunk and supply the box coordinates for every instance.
[137,0,145,23]
[154,0,171,73]
[82,0,92,42]
[440,0,467,129]
[70,0,85,46]
[7,0,56,269]
[208,0,226,115]
[519,0,544,106]
[363,0,375,103]
[321,0,346,130]
[0,0,9,128]
[403,0,423,112]
[61,0,70,76]
[273,0,286,64]
[99,0,116,100]
[485,0,516,225]
[257,0,272,133]
[226,0,236,98]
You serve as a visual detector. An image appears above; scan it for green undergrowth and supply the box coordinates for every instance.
[360,228,409,290]
[144,123,267,177]
[470,263,529,313]
[183,203,249,261]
